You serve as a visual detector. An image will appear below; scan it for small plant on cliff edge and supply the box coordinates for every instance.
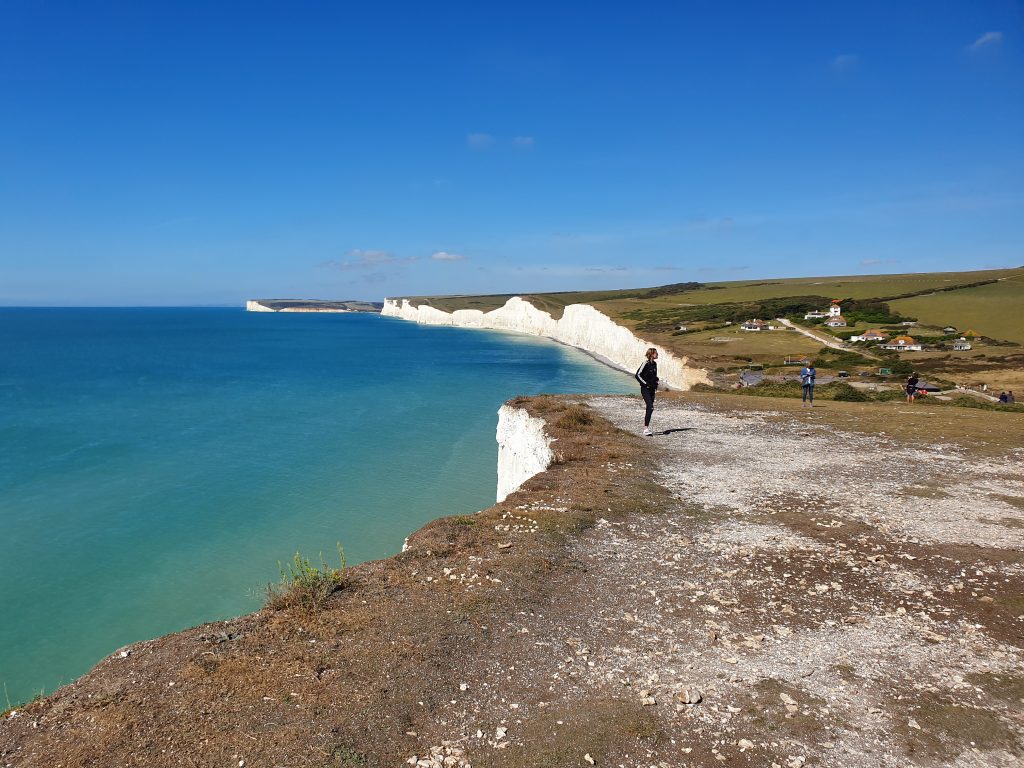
[555,404,594,430]
[265,543,346,612]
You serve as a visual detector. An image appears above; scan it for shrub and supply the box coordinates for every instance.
[827,382,870,402]
[555,404,595,429]
[266,544,346,612]
[888,360,914,376]
[735,381,803,398]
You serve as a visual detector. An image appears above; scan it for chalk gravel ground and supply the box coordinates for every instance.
[418,397,1023,767]
[570,396,1024,767]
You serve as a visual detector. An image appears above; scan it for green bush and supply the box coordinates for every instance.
[815,348,873,368]
[888,360,914,376]
[266,544,346,612]
[734,381,803,398]
[827,382,870,401]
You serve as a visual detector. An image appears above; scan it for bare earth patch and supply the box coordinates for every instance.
[1,394,1021,767]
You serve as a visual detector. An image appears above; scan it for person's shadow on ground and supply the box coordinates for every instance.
[657,428,696,436]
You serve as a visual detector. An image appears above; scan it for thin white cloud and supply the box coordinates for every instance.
[831,54,858,71]
[467,132,494,149]
[687,216,735,231]
[431,251,467,262]
[321,249,417,271]
[969,31,1002,51]
[513,136,535,148]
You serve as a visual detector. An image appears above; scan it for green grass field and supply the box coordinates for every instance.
[673,326,822,361]
[402,267,1022,324]
[890,275,1024,344]
[638,268,1022,305]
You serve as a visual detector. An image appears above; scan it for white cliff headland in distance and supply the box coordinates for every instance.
[246,299,383,313]
[495,405,554,503]
[381,296,710,390]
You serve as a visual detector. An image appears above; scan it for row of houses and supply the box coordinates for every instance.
[850,329,976,351]
[804,299,920,329]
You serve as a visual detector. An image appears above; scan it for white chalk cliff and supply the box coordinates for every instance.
[381,296,710,390]
[495,405,554,503]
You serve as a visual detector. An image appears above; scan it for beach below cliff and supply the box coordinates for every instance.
[2,393,1022,767]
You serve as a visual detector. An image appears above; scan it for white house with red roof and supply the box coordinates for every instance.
[882,335,922,352]
[850,329,888,342]
[806,299,847,325]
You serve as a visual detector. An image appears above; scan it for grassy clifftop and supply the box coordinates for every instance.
[399,267,1023,339]
[396,267,1024,391]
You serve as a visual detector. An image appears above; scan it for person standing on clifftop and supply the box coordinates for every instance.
[800,362,816,407]
[906,372,920,403]
[636,348,659,436]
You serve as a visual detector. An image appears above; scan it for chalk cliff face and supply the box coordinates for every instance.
[246,300,275,312]
[382,296,710,390]
[495,405,554,503]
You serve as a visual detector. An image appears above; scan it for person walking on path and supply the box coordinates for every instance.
[906,372,920,403]
[635,348,659,436]
[800,362,816,407]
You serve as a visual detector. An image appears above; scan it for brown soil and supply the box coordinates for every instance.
[2,394,1021,767]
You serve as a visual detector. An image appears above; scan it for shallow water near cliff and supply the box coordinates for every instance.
[0,307,635,704]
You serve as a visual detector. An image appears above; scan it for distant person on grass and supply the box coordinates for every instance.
[999,391,1008,404]
[1009,391,1016,404]
[800,362,816,407]
[906,372,920,403]
[636,347,659,436]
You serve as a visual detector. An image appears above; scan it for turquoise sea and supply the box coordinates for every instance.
[0,308,634,705]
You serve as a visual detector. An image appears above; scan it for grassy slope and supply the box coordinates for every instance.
[889,274,1024,344]
[401,267,1022,322]
[396,267,1024,385]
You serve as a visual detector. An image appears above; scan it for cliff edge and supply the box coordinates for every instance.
[382,296,711,390]
[3,394,1022,767]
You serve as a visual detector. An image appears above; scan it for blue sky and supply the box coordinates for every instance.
[1,1,1021,305]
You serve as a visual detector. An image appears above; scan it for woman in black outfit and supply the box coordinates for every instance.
[636,347,659,436]
[905,371,920,403]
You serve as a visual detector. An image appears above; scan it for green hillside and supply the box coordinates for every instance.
[404,268,1022,319]
[889,274,1024,344]
[397,267,1024,390]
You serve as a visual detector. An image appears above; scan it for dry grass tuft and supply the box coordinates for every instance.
[554,404,595,430]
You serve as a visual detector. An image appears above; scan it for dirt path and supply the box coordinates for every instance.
[776,318,881,360]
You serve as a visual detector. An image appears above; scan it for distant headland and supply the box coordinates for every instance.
[245,299,383,313]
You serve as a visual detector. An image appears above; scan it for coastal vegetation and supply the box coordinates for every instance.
[394,267,1024,395]
[265,545,347,612]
